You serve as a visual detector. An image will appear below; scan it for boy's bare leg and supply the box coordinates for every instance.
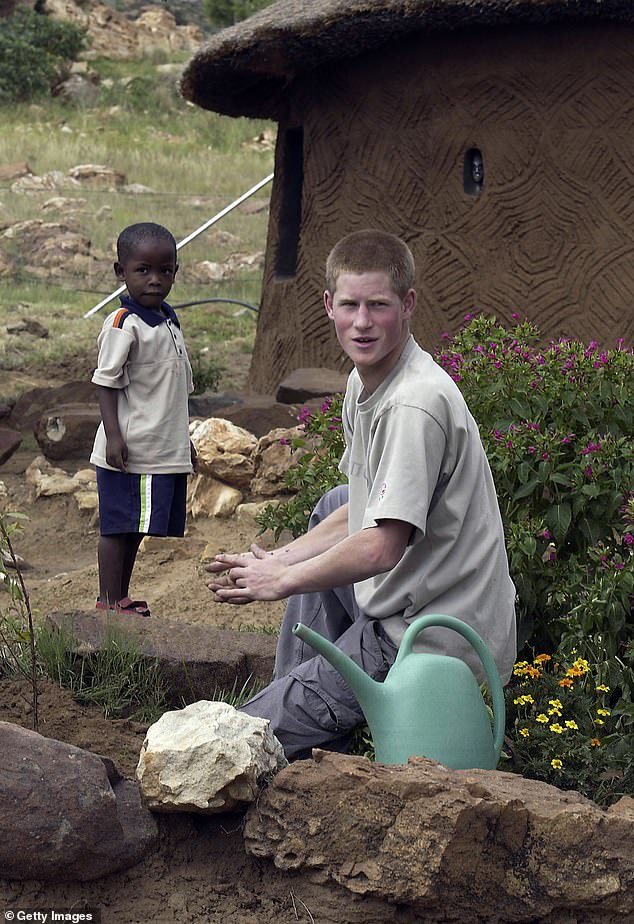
[121,533,144,600]
[97,534,128,605]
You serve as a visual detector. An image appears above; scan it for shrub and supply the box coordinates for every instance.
[0,11,87,103]
[190,351,224,394]
[256,396,346,540]
[435,315,633,655]
[503,648,634,805]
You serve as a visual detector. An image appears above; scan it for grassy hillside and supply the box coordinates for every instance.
[0,54,275,397]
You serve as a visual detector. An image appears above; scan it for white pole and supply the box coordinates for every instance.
[83,172,274,319]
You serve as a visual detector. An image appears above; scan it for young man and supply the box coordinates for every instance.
[207,229,516,759]
[90,222,195,617]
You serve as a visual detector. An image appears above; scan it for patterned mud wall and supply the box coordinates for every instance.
[249,22,634,392]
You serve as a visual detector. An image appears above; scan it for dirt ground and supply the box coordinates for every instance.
[0,441,345,924]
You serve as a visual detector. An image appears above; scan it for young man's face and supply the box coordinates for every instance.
[324,271,416,392]
[114,238,178,311]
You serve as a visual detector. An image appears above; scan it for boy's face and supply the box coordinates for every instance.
[114,238,178,311]
[324,271,416,391]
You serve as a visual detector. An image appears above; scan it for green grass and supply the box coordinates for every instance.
[0,55,274,396]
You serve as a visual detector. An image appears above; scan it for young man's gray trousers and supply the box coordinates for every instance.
[240,485,398,761]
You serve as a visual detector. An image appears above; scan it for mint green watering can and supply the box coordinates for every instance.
[292,613,505,769]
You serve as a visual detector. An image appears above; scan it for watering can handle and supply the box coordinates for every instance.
[395,614,506,758]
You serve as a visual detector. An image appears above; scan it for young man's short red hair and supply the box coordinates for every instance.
[325,229,416,298]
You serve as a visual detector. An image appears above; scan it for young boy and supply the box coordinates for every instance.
[90,222,195,617]
[207,229,517,759]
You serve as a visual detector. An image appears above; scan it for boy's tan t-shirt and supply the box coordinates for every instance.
[90,301,194,474]
[339,336,517,683]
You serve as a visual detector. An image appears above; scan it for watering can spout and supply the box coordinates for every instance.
[292,622,379,710]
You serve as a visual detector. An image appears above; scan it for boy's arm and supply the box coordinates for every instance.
[96,385,127,471]
[209,513,413,604]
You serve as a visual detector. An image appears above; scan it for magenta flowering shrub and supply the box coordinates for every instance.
[257,396,346,540]
[436,315,633,657]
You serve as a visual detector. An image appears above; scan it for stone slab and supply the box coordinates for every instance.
[47,610,276,707]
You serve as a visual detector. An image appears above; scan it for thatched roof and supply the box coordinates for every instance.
[181,0,634,119]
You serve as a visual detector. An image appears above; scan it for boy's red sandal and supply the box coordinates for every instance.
[96,597,151,617]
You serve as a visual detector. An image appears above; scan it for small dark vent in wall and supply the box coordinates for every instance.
[464,147,484,196]
[276,127,304,277]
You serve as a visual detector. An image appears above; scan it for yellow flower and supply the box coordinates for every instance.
[534,654,552,663]
[550,723,564,733]
[591,738,601,748]
[513,661,530,676]
[559,677,574,688]
[594,718,605,726]
[548,699,563,709]
[597,708,610,717]
[565,720,578,730]
[513,694,535,706]
[519,728,530,738]
[536,714,549,723]
[572,658,589,673]
[596,684,610,693]
[551,759,563,769]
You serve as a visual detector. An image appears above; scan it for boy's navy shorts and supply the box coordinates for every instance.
[96,467,187,537]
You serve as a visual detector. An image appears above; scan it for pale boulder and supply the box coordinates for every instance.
[136,701,287,813]
[190,417,257,489]
[251,426,305,496]
[187,473,242,518]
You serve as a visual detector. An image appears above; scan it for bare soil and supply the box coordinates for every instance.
[0,440,333,923]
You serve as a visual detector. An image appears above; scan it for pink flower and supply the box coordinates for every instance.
[297,407,312,424]
[279,438,290,446]
[585,465,593,477]
[624,533,633,546]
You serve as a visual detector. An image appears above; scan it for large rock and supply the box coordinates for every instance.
[276,367,348,404]
[42,0,203,59]
[244,750,634,924]
[0,219,108,281]
[251,426,305,497]
[47,610,277,707]
[190,417,257,489]
[9,381,97,431]
[0,427,21,465]
[187,472,242,518]
[24,455,95,498]
[0,722,158,881]
[137,701,287,813]
[34,403,101,461]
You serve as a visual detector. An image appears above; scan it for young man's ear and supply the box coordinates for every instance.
[173,263,179,279]
[114,261,124,280]
[324,289,335,320]
[402,288,416,318]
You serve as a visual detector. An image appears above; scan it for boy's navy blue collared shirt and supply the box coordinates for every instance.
[119,294,181,328]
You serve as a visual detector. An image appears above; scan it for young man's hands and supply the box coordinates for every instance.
[206,544,289,604]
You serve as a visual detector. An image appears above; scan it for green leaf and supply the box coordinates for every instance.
[545,503,572,542]
[514,479,540,500]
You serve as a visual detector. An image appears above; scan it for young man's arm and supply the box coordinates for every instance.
[209,513,413,604]
[96,385,127,471]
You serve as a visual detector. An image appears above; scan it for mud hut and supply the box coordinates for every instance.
[182,0,634,392]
